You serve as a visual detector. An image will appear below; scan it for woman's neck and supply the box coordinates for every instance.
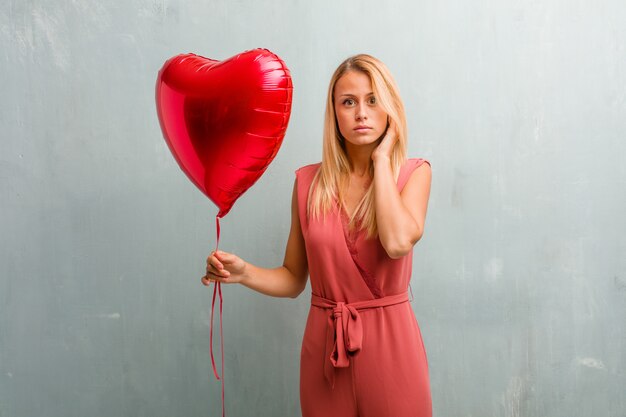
[344,143,376,177]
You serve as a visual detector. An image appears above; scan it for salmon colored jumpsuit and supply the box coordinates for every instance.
[295,158,432,417]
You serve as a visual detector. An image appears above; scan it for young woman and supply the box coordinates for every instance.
[202,54,432,417]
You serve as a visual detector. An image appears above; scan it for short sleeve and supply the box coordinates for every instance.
[294,162,321,235]
[398,158,430,191]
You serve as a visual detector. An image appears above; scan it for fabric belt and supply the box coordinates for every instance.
[310,291,410,389]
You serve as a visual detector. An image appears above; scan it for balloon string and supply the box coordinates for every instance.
[215,215,221,251]
[209,215,226,416]
[219,279,224,417]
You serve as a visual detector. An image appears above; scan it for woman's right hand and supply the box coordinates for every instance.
[202,250,247,286]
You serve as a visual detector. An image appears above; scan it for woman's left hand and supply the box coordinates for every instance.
[372,119,398,161]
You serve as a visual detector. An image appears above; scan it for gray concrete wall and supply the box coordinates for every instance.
[1,1,625,416]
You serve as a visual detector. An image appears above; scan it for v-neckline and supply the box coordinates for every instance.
[338,202,363,247]
[336,197,382,298]
[339,204,357,224]
[338,189,368,226]
[340,171,371,221]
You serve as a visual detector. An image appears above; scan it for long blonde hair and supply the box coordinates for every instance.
[306,54,408,239]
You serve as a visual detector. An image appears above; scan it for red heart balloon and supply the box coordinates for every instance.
[155,49,293,217]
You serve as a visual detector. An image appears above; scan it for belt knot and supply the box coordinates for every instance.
[310,291,410,389]
[330,302,363,368]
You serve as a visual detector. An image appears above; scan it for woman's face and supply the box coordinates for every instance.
[333,70,389,148]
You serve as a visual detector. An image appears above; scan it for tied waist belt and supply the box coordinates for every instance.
[310,291,410,389]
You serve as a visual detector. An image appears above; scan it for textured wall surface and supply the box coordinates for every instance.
[1,1,625,416]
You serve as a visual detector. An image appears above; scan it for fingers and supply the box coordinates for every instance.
[206,251,222,270]
[201,271,228,286]
[205,252,226,273]
[214,250,234,265]
[207,250,232,268]
[388,119,398,136]
[206,262,230,278]
[203,251,231,287]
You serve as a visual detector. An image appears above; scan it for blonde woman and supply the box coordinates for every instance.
[203,54,432,417]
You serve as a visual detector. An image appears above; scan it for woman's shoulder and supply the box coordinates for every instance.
[294,162,321,196]
[406,157,431,167]
[401,157,431,174]
[398,157,431,189]
[294,161,322,177]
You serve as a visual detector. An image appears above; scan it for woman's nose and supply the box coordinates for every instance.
[356,104,368,120]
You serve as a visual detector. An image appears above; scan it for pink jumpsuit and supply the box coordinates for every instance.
[295,158,432,417]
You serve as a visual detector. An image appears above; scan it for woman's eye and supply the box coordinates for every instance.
[342,97,375,105]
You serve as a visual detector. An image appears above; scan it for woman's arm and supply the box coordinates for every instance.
[204,178,309,298]
[372,156,432,259]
